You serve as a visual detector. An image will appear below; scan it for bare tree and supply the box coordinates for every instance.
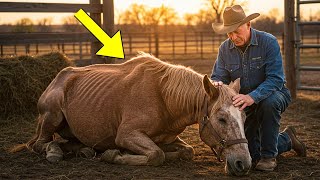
[119,4,178,32]
[205,0,247,23]
[62,16,83,32]
[195,9,215,25]
[37,17,53,32]
[121,4,147,26]
[162,6,178,26]
[12,18,34,33]
[183,13,197,26]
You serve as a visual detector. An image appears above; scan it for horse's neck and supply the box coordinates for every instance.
[161,69,206,126]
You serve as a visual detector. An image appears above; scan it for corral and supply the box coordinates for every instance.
[0,54,319,179]
[0,0,320,179]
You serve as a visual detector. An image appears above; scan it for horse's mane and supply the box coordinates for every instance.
[131,53,235,117]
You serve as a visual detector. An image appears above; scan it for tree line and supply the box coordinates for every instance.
[3,0,320,33]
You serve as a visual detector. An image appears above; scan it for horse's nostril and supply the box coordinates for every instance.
[235,160,245,171]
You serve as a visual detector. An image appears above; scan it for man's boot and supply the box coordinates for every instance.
[255,158,277,171]
[283,126,307,157]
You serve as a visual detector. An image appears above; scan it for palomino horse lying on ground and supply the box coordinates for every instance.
[12,53,251,176]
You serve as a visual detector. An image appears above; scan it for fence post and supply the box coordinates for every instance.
[62,43,65,53]
[25,44,30,54]
[103,0,115,63]
[200,32,203,59]
[184,31,187,54]
[148,33,151,53]
[36,43,39,54]
[155,32,159,57]
[317,31,320,53]
[172,33,175,59]
[90,0,104,64]
[14,45,17,55]
[129,35,133,54]
[79,41,83,60]
[284,0,296,99]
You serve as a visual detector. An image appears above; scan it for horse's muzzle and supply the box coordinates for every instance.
[225,155,251,176]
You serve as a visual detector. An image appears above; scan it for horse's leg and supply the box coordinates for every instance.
[101,130,165,166]
[57,140,96,159]
[31,111,65,162]
[159,137,195,161]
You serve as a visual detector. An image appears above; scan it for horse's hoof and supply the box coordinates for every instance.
[46,142,63,163]
[77,147,95,158]
[179,147,195,160]
[100,149,121,163]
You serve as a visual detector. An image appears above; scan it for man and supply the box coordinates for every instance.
[210,5,306,171]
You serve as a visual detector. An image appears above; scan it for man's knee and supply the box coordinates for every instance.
[258,90,290,114]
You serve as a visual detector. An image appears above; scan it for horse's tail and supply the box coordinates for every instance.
[9,118,41,153]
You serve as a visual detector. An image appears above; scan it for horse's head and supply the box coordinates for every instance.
[199,75,251,176]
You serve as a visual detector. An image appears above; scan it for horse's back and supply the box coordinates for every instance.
[56,58,161,149]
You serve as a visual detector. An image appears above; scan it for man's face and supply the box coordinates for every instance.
[227,23,251,47]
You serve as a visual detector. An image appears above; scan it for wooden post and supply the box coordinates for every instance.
[317,31,320,53]
[90,0,104,64]
[284,0,296,99]
[200,32,203,59]
[79,41,83,60]
[172,33,175,59]
[184,31,187,54]
[148,33,151,53]
[155,32,159,58]
[103,0,115,63]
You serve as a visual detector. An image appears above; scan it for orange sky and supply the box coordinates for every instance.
[0,0,319,25]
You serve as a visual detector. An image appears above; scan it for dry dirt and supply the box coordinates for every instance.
[1,59,319,179]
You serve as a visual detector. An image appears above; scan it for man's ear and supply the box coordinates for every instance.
[202,75,219,100]
[229,78,240,93]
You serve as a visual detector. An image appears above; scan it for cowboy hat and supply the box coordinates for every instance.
[212,5,260,34]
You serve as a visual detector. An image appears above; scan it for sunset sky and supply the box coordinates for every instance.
[0,0,319,25]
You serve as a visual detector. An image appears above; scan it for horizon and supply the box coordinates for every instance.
[0,0,319,25]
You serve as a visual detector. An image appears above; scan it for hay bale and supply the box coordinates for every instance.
[0,52,73,119]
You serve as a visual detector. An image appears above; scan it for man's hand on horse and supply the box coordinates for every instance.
[232,94,254,110]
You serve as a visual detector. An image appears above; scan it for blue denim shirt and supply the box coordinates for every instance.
[210,28,286,104]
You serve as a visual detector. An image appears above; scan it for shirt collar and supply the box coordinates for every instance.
[228,28,258,49]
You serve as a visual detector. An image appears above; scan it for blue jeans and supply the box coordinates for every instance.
[245,87,292,161]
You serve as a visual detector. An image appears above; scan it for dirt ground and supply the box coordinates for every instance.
[1,59,320,179]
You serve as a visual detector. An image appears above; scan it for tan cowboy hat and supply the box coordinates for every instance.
[212,5,260,34]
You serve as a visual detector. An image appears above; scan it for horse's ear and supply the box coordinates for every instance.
[229,78,241,93]
[202,75,219,100]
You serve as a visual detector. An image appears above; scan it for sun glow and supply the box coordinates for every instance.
[0,0,319,25]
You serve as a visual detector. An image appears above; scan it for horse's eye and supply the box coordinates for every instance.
[218,118,227,124]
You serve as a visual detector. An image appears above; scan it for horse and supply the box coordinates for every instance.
[12,53,251,176]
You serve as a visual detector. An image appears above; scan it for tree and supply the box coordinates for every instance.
[183,13,197,26]
[252,8,283,33]
[205,0,247,23]
[119,4,178,32]
[37,17,53,32]
[121,4,147,26]
[62,16,84,32]
[12,18,34,33]
[194,9,215,26]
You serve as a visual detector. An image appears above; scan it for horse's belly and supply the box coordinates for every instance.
[64,109,119,151]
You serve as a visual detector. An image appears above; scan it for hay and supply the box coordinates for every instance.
[0,52,73,120]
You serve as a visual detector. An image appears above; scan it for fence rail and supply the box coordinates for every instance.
[1,31,320,61]
[0,2,102,13]
[0,0,114,64]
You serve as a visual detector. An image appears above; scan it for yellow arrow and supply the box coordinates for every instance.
[74,9,124,59]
